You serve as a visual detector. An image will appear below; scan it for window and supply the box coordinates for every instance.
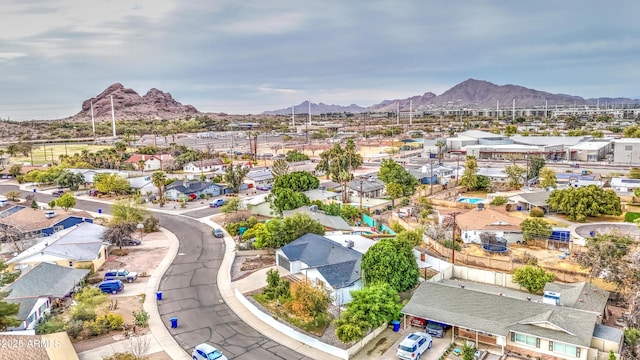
[512,332,539,347]
[626,145,633,151]
[550,341,580,357]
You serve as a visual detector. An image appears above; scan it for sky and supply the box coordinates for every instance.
[1,1,639,120]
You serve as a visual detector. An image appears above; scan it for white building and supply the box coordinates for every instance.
[613,138,640,166]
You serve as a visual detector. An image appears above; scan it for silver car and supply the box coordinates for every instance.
[397,332,432,360]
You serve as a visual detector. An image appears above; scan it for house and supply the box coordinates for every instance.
[3,262,90,331]
[124,153,174,171]
[128,176,157,196]
[183,159,225,173]
[348,178,386,198]
[401,281,622,360]
[509,191,551,213]
[165,180,223,200]
[448,207,523,244]
[610,177,640,194]
[245,169,274,189]
[67,169,129,184]
[282,206,352,233]
[0,206,93,241]
[276,233,362,304]
[0,332,79,359]
[407,164,455,185]
[303,189,341,203]
[289,161,323,176]
[6,222,108,272]
[243,193,272,217]
[476,167,509,182]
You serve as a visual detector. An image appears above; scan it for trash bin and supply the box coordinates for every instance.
[170,317,178,328]
[391,320,401,332]
[98,208,102,214]
[387,205,393,210]
[516,205,522,211]
[156,291,163,301]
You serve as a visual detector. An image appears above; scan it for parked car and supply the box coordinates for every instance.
[97,280,124,294]
[396,332,432,360]
[209,199,226,208]
[104,269,138,283]
[122,238,141,246]
[212,228,224,238]
[192,343,227,360]
[52,190,65,197]
[426,321,447,338]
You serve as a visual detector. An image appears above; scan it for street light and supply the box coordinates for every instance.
[137,223,144,243]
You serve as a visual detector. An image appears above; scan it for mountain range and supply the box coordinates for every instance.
[64,79,640,120]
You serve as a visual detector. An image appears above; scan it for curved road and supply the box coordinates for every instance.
[1,185,311,360]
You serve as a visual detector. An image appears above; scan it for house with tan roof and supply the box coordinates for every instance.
[0,206,93,241]
[441,207,523,244]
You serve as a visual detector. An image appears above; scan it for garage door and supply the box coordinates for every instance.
[277,255,290,271]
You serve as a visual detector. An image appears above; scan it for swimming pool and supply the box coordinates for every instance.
[457,197,485,204]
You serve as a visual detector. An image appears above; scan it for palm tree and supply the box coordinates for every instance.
[435,140,445,160]
[151,171,168,207]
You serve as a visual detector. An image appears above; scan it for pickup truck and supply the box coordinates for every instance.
[104,269,138,283]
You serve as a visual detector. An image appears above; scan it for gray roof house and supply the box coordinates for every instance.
[401,281,622,359]
[282,206,352,233]
[276,233,363,304]
[348,178,386,198]
[5,262,89,299]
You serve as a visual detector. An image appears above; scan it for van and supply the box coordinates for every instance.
[209,199,227,208]
[426,321,447,338]
[97,280,124,294]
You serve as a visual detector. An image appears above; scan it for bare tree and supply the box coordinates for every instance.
[125,334,151,360]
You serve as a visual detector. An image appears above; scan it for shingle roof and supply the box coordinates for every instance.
[8,296,39,321]
[166,180,217,194]
[592,324,623,343]
[517,191,551,207]
[5,263,89,298]
[246,170,274,182]
[543,282,609,315]
[401,282,598,347]
[0,207,94,232]
[454,208,522,232]
[348,178,385,192]
[280,233,361,288]
[282,207,352,231]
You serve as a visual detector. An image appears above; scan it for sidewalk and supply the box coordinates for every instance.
[200,216,343,360]
[78,227,189,360]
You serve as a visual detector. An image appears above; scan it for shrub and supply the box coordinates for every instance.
[505,203,512,211]
[529,207,545,217]
[103,354,138,360]
[441,240,461,251]
[490,196,508,206]
[399,197,410,206]
[69,304,97,322]
[64,320,84,339]
[35,314,65,335]
[389,221,405,233]
[104,313,125,330]
[84,319,109,336]
[133,310,150,327]
[143,216,160,232]
[624,212,640,223]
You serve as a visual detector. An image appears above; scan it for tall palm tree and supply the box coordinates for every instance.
[435,140,445,160]
[151,171,168,207]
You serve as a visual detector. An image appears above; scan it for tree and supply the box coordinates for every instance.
[386,182,403,207]
[5,191,20,201]
[361,238,419,292]
[102,222,137,249]
[268,187,310,215]
[504,164,527,190]
[504,125,518,136]
[285,280,331,322]
[378,159,419,196]
[577,233,635,288]
[435,140,446,160]
[629,168,640,179]
[111,201,147,224]
[520,218,552,242]
[55,193,76,211]
[94,173,130,195]
[528,156,545,180]
[0,291,21,331]
[220,196,242,214]
[55,170,85,190]
[547,185,621,222]
[9,164,22,177]
[459,156,479,190]
[315,139,362,203]
[272,171,319,192]
[150,171,168,207]
[461,343,475,360]
[271,159,289,179]
[285,150,310,162]
[538,167,557,189]
[395,229,423,247]
[512,265,555,294]
[253,213,325,249]
[223,164,250,193]
[334,283,402,342]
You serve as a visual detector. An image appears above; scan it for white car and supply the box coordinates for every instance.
[397,332,432,360]
[192,343,228,360]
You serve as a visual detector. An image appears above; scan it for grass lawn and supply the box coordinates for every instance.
[6,144,113,165]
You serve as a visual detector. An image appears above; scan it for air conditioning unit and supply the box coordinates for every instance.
[346,240,354,249]
[44,211,56,219]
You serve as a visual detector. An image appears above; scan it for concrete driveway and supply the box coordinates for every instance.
[352,327,453,360]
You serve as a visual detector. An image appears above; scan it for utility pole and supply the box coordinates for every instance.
[456,154,461,187]
[451,211,460,264]
[429,158,434,195]
[359,180,363,210]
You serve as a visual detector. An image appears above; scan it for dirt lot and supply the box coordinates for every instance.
[231,254,276,281]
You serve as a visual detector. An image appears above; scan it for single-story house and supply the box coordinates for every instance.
[303,189,341,203]
[509,191,551,213]
[243,193,273,217]
[165,180,223,200]
[276,233,362,305]
[67,169,129,184]
[610,177,640,194]
[401,281,622,360]
[348,178,386,198]
[183,159,225,173]
[283,206,352,233]
[128,176,157,196]
[448,207,523,244]
[245,169,274,189]
[476,167,509,182]
[124,153,174,171]
[0,332,79,359]
[6,222,107,272]
[0,206,94,241]
[289,161,323,176]
[5,296,52,331]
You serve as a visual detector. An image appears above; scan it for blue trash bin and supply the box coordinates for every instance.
[98,208,102,214]
[391,320,401,332]
[156,291,162,301]
[170,317,178,328]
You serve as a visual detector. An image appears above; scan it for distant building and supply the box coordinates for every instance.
[613,138,640,165]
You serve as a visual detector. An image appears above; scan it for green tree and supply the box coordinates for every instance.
[9,164,22,177]
[223,164,250,193]
[378,159,419,196]
[271,158,289,179]
[527,156,545,179]
[111,201,147,224]
[361,238,419,292]
[253,213,325,248]
[315,139,362,203]
[334,283,402,342]
[504,164,527,189]
[150,171,168,207]
[268,187,310,215]
[459,155,479,190]
[577,233,635,287]
[461,343,475,360]
[435,140,446,160]
[94,173,130,195]
[386,182,403,207]
[538,167,557,189]
[512,265,555,294]
[220,196,242,214]
[0,292,21,331]
[395,229,423,247]
[547,185,621,222]
[55,170,85,190]
[520,218,552,242]
[272,171,319,192]
[285,150,310,162]
[55,192,76,211]
[629,168,640,179]
[623,125,640,138]
[5,191,20,201]
[504,125,518,136]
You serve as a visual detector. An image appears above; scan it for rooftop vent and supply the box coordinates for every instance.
[542,291,561,306]
[44,211,56,219]
[345,240,354,249]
